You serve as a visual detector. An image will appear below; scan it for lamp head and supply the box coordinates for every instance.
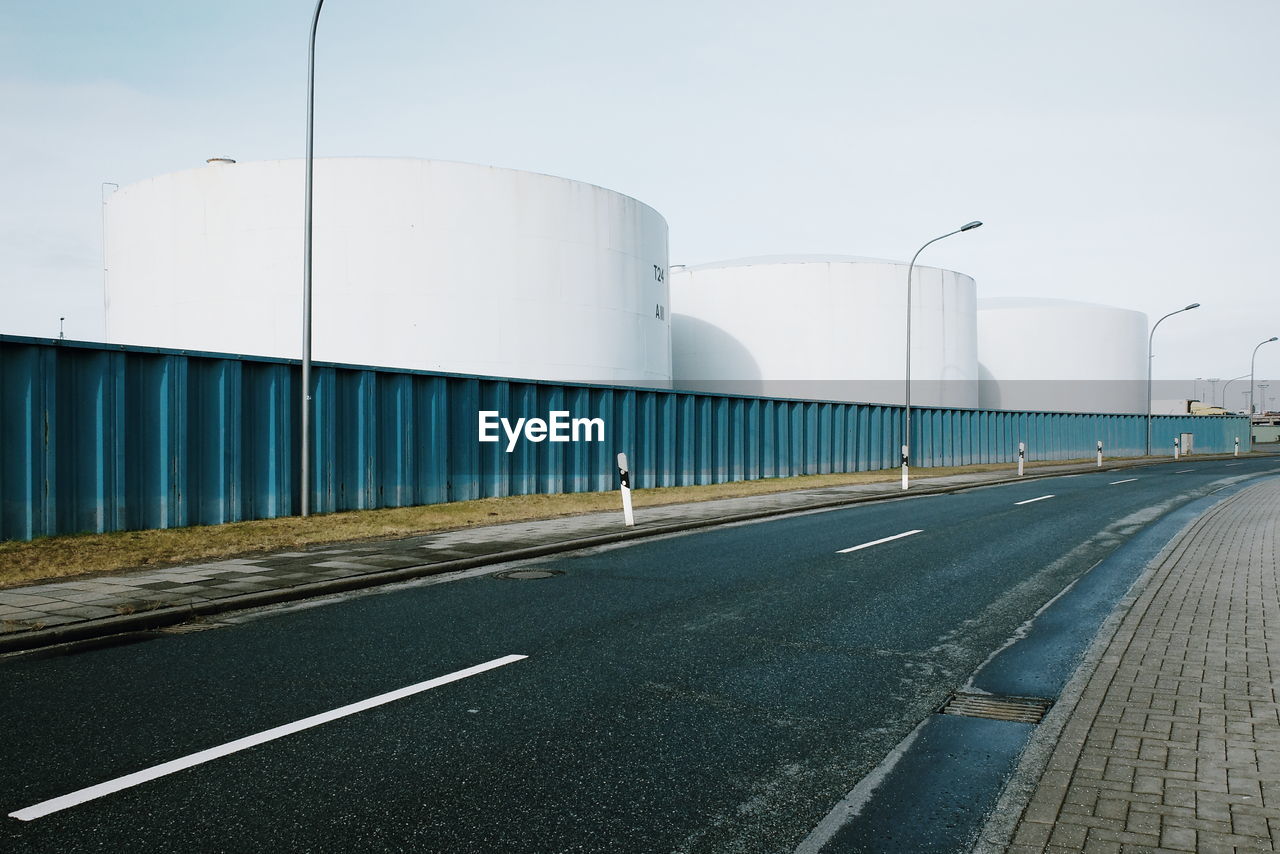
[1184,303,1200,310]
[960,220,983,231]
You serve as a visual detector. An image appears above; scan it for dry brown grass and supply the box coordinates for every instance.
[0,458,1091,588]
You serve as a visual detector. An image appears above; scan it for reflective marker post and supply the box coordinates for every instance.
[1018,441,1025,477]
[1096,440,1103,467]
[1235,437,1240,457]
[617,452,634,527]
[901,444,909,491]
[1173,437,1180,460]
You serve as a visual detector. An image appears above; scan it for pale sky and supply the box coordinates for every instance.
[1,0,1277,400]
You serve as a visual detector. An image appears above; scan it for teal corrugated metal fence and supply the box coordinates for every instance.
[0,336,1250,541]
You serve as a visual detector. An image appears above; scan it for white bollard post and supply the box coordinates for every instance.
[901,444,909,491]
[1173,438,1180,460]
[1096,440,1103,467]
[1235,437,1240,456]
[1018,441,1025,477]
[616,452,635,527]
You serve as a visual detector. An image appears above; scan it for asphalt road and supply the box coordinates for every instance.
[2,455,1277,853]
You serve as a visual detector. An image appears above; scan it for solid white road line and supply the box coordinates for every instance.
[1175,469,1195,474]
[837,530,923,554]
[9,654,528,822]
[1014,495,1055,505]
[1224,463,1243,467]
[1109,478,1138,485]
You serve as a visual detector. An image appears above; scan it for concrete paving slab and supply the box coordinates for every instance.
[55,605,120,619]
[0,593,59,606]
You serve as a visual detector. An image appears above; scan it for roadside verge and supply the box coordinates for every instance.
[0,453,1263,656]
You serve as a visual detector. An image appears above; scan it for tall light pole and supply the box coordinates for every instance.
[1146,303,1200,455]
[101,182,118,325]
[903,220,982,489]
[1220,374,1249,410]
[301,0,325,518]
[1250,336,1278,417]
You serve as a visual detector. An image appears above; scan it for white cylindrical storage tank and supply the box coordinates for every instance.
[670,256,978,407]
[976,298,1148,413]
[104,158,671,385]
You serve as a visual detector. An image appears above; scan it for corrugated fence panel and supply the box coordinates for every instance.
[450,377,481,503]
[416,376,449,507]
[375,372,411,509]
[0,336,1253,541]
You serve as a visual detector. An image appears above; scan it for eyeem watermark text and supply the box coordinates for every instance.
[478,411,605,452]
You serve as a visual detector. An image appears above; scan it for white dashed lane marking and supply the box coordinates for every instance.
[837,530,923,554]
[9,654,529,821]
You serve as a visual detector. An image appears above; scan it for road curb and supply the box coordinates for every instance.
[0,452,1261,656]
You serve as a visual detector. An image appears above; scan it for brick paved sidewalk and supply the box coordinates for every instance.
[1004,477,1280,854]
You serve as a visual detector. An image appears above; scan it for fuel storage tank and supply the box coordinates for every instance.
[976,297,1148,413]
[104,158,671,384]
[670,256,978,407]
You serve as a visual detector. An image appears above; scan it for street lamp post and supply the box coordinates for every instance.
[1220,373,1248,409]
[903,220,982,490]
[1146,303,1200,456]
[301,0,325,518]
[101,182,118,320]
[1249,336,1277,417]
